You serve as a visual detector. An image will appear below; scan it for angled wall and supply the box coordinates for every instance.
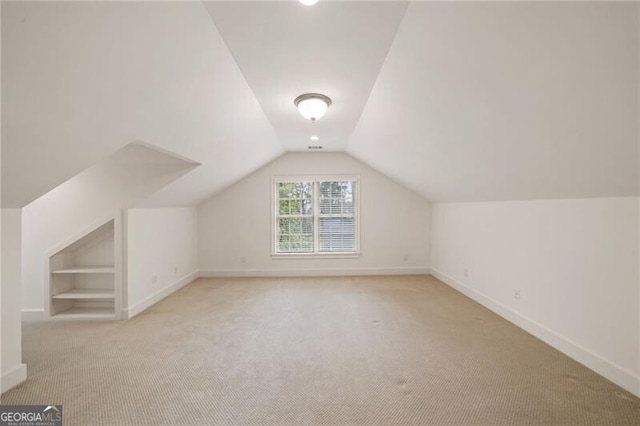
[199,152,430,276]
[2,1,281,208]
[21,143,197,319]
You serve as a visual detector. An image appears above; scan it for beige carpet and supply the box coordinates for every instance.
[2,275,640,425]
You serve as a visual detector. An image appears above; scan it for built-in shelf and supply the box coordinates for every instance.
[52,266,115,274]
[49,219,117,320]
[52,288,115,300]
[53,307,115,320]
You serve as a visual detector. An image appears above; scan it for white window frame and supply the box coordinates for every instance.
[271,175,361,259]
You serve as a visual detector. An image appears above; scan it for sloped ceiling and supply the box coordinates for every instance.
[203,1,408,152]
[348,1,639,201]
[2,1,638,207]
[2,1,282,208]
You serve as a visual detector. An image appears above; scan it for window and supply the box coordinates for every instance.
[273,176,359,256]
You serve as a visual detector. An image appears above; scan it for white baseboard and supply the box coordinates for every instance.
[199,267,431,278]
[430,268,640,398]
[1,363,27,393]
[21,309,44,322]
[122,270,198,319]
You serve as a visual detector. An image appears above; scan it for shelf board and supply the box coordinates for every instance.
[52,288,115,300]
[52,266,115,274]
[52,307,115,320]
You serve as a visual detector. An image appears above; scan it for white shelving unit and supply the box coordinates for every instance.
[48,219,118,320]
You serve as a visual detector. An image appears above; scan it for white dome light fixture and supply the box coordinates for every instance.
[299,0,319,6]
[294,93,332,122]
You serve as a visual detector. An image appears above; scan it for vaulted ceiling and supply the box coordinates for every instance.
[203,1,408,152]
[2,1,638,208]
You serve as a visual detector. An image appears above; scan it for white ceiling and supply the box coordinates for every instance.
[2,1,638,207]
[203,1,408,152]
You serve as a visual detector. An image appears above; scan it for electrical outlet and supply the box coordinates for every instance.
[463,268,468,277]
[514,289,520,300]
[403,254,409,262]
[241,256,247,264]
[152,275,158,285]
[174,267,178,274]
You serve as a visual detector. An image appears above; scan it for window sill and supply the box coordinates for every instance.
[271,252,362,260]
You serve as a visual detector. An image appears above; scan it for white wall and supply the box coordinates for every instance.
[1,0,4,396]
[1,208,26,393]
[199,152,431,276]
[22,143,197,317]
[430,197,640,396]
[125,208,198,318]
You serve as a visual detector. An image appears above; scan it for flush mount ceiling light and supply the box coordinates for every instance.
[310,135,320,141]
[299,0,319,6]
[294,93,332,122]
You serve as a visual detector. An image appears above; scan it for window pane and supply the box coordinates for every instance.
[319,181,353,216]
[277,217,313,253]
[279,199,289,215]
[319,196,330,215]
[319,217,355,252]
[317,181,355,253]
[278,218,289,234]
[278,234,290,253]
[276,179,356,254]
[277,182,313,216]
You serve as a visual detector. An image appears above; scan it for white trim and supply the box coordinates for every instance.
[430,268,640,398]
[21,309,44,321]
[121,270,198,319]
[1,364,27,393]
[131,140,201,166]
[272,174,360,184]
[200,267,430,278]
[113,209,124,320]
[313,179,319,253]
[271,252,361,260]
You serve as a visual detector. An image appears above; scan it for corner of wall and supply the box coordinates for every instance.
[431,267,640,398]
[635,0,640,397]
[1,363,27,394]
[426,201,434,270]
[429,198,640,398]
[122,270,198,319]
[1,208,26,393]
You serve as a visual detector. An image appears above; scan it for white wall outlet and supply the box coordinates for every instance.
[463,268,468,277]
[514,289,521,300]
[152,275,158,285]
[241,256,247,264]
[174,267,178,274]
[403,254,409,262]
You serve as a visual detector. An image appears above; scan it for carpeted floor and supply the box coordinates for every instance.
[2,275,640,425]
